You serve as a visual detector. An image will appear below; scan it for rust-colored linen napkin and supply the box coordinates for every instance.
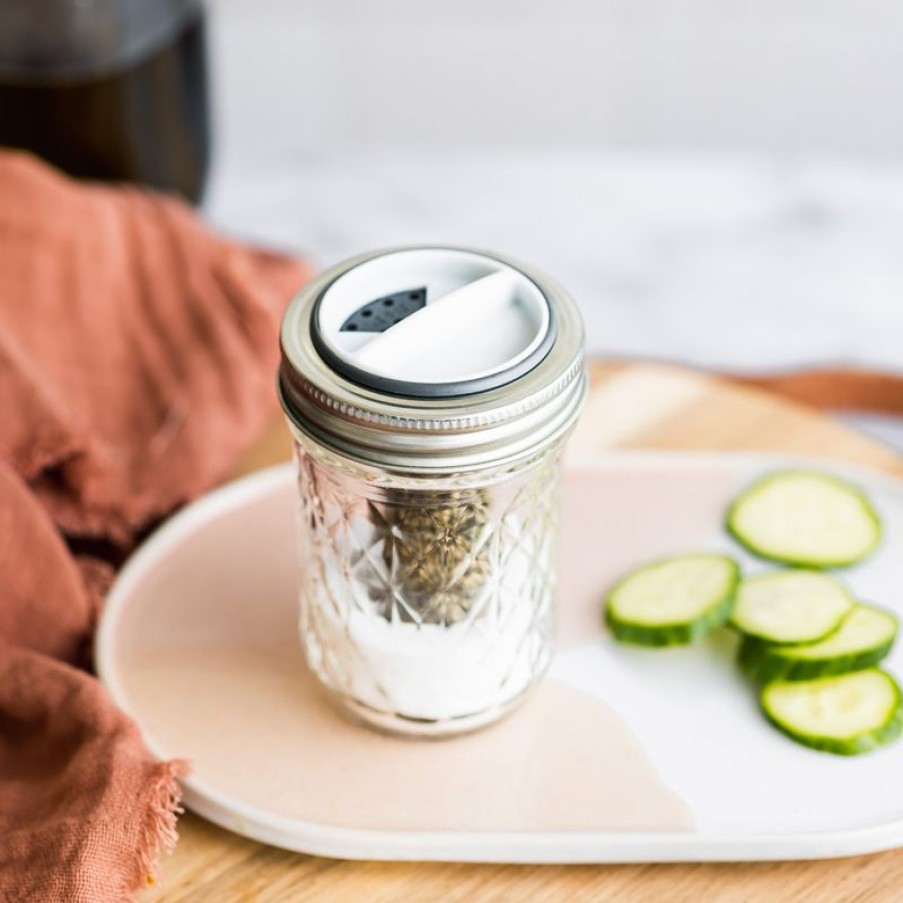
[0,152,310,902]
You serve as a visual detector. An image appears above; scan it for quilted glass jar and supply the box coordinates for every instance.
[279,248,586,737]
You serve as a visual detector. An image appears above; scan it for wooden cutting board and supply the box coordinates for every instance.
[140,362,902,903]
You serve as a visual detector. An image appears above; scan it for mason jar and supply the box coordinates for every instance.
[279,247,586,737]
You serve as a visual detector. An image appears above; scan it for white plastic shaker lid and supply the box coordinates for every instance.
[279,246,587,470]
[310,248,555,397]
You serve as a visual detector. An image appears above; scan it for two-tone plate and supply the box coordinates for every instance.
[96,453,903,862]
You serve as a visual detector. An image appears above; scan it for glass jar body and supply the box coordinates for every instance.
[290,430,567,737]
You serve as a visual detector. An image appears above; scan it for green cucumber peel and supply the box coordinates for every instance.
[761,668,903,756]
[605,552,740,647]
[738,603,898,683]
[726,470,881,568]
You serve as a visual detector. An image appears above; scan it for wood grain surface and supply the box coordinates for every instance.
[140,362,903,902]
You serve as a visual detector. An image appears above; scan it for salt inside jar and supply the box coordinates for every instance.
[279,247,586,737]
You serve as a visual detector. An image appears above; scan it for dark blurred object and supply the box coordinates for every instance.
[0,0,210,203]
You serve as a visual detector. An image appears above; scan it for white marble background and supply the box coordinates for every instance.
[203,1,903,446]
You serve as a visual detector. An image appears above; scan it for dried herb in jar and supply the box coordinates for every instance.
[382,489,491,626]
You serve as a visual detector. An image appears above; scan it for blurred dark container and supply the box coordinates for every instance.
[0,0,210,203]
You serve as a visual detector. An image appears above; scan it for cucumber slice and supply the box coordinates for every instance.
[726,470,881,568]
[738,603,898,682]
[605,553,739,647]
[761,668,903,755]
[729,569,854,644]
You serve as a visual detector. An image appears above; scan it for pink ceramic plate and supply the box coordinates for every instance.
[97,453,903,862]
